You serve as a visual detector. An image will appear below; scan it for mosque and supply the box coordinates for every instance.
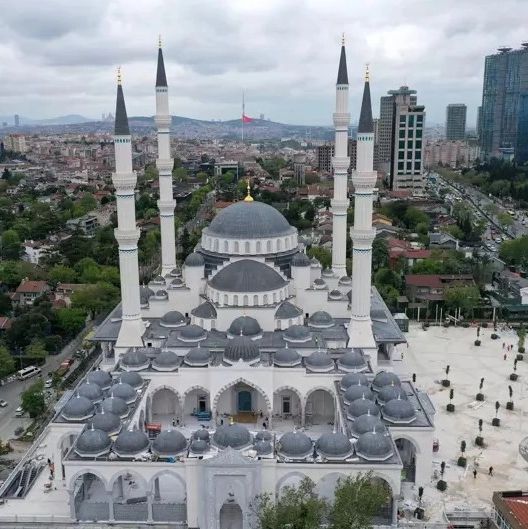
[0,41,435,529]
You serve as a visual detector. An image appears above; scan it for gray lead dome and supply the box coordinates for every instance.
[340,373,369,390]
[86,370,112,390]
[291,252,311,267]
[62,395,95,421]
[90,410,121,435]
[351,412,386,437]
[316,432,353,460]
[210,260,287,293]
[184,252,205,267]
[213,423,252,449]
[355,428,394,461]
[185,346,210,367]
[372,371,401,392]
[152,429,188,457]
[228,316,262,337]
[114,429,150,456]
[277,431,312,459]
[308,311,334,328]
[152,350,180,371]
[117,371,143,389]
[338,349,367,372]
[75,427,112,457]
[273,345,301,367]
[382,398,416,424]
[102,396,129,418]
[347,397,380,420]
[343,385,374,405]
[121,349,149,371]
[305,350,334,371]
[377,385,408,405]
[224,336,260,364]
[77,381,103,402]
[160,311,186,328]
[110,381,137,404]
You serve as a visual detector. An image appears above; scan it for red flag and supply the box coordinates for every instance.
[242,114,253,123]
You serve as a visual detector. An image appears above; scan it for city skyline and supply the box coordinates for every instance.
[0,0,527,125]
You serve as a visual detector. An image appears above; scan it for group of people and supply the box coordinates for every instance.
[473,466,493,478]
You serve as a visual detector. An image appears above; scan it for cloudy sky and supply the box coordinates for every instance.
[1,0,527,126]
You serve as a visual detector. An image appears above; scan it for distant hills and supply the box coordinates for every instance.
[0,114,93,126]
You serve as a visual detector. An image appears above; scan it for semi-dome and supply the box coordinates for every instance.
[254,440,273,455]
[283,325,311,343]
[62,395,95,421]
[152,429,188,457]
[273,344,301,367]
[152,350,180,371]
[114,429,149,457]
[316,432,353,460]
[160,311,186,328]
[355,428,394,461]
[228,316,262,337]
[75,426,112,457]
[210,260,287,293]
[184,252,205,267]
[277,431,312,459]
[190,439,209,454]
[340,372,369,391]
[275,301,303,319]
[338,349,368,372]
[110,381,137,404]
[382,397,416,424]
[90,410,121,435]
[313,278,327,289]
[305,350,334,372]
[77,381,103,403]
[255,431,273,442]
[180,324,207,342]
[308,311,334,328]
[377,385,408,405]
[351,411,386,437]
[151,275,165,285]
[191,301,217,319]
[121,349,149,371]
[343,385,374,405]
[213,423,252,449]
[291,252,311,267]
[347,397,380,420]
[86,370,112,390]
[184,345,211,367]
[170,278,185,288]
[117,371,143,389]
[207,200,293,239]
[102,396,129,418]
[193,428,210,441]
[372,371,401,392]
[224,335,260,364]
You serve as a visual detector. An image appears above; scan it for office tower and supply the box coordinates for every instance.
[446,104,467,140]
[317,143,335,172]
[476,106,482,141]
[14,114,19,127]
[480,44,528,161]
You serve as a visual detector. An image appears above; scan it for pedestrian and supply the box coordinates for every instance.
[172,419,176,427]
[503,342,506,350]
[504,353,507,361]
[489,466,493,476]
[473,469,477,479]
[220,418,224,426]
[176,418,180,426]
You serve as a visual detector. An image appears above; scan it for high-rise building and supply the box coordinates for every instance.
[476,106,482,141]
[480,44,528,161]
[316,143,334,172]
[4,134,27,153]
[14,114,19,127]
[293,153,306,185]
[445,104,467,140]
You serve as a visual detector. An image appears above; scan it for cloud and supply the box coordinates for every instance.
[0,0,527,125]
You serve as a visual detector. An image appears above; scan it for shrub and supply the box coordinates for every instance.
[482,322,488,328]
[506,401,514,411]
[462,322,470,328]
[476,393,484,401]
[475,436,484,447]
[510,373,519,381]
[446,403,455,412]
[491,333,499,340]
[437,480,447,492]
[517,354,524,361]
[457,456,467,467]
[475,340,481,346]
[443,322,450,328]
[442,379,451,387]
[492,418,500,427]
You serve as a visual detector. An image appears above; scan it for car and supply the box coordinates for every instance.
[44,379,53,389]
[0,400,7,407]
[15,406,23,417]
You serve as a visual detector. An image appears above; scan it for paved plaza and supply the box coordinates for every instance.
[402,323,527,519]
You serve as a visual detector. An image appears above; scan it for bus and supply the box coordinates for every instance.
[16,366,41,381]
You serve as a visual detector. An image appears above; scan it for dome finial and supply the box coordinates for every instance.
[158,34,162,49]
[117,66,122,85]
[244,178,253,202]
[229,416,234,425]
[341,32,345,46]
[365,63,370,82]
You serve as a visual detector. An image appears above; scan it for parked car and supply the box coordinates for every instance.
[0,400,7,407]
[15,406,23,417]
[44,379,53,389]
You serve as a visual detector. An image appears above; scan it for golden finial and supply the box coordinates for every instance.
[117,66,122,85]
[244,178,253,202]
[365,63,370,82]
[158,34,162,49]
[341,33,345,46]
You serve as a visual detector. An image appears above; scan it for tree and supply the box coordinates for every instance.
[497,212,514,228]
[372,238,389,271]
[6,312,50,349]
[500,236,528,266]
[0,293,12,315]
[48,265,78,285]
[307,246,332,269]
[444,285,480,317]
[21,380,46,418]
[71,282,120,316]
[0,345,15,379]
[328,473,390,529]
[0,229,22,260]
[56,308,87,336]
[25,339,48,361]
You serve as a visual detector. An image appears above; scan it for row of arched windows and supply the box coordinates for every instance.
[207,287,288,307]
[201,234,297,255]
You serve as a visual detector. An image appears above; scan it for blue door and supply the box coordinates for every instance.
[238,390,252,412]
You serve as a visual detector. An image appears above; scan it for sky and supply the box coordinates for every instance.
[1,0,527,126]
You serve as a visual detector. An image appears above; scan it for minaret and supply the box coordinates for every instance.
[348,65,376,350]
[331,36,351,276]
[155,38,177,276]
[112,69,144,347]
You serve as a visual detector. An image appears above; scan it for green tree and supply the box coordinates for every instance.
[500,236,528,266]
[372,238,389,271]
[173,167,188,181]
[307,246,332,269]
[71,282,120,315]
[6,312,50,349]
[0,345,15,379]
[0,229,22,260]
[56,308,87,336]
[0,293,12,315]
[48,265,78,285]
[328,473,390,529]
[25,339,48,361]
[21,380,46,418]
[497,212,514,228]
[444,284,480,317]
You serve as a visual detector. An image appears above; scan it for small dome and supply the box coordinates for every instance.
[372,371,401,392]
[228,316,262,337]
[377,385,408,405]
[160,311,186,328]
[62,395,95,421]
[110,381,137,404]
[275,301,303,319]
[190,438,209,454]
[102,396,129,418]
[340,373,369,391]
[151,275,165,285]
[382,397,416,424]
[322,268,334,278]
[114,429,150,457]
[121,349,149,371]
[184,252,205,267]
[254,440,273,455]
[338,349,368,372]
[213,423,252,449]
[185,345,211,367]
[86,370,112,390]
[180,324,207,342]
[224,335,260,364]
[338,276,352,285]
[255,431,273,442]
[283,325,311,343]
[170,278,185,288]
[191,301,217,319]
[291,252,311,267]
[351,412,386,437]
[305,350,334,372]
[90,410,121,435]
[170,267,182,277]
[308,311,334,328]
[75,427,111,457]
[152,350,180,371]
[273,344,301,367]
[277,431,312,459]
[316,432,353,460]
[343,385,375,405]
[117,371,143,389]
[313,278,327,289]
[356,428,394,461]
[193,428,210,441]
[154,289,168,299]
[329,289,342,300]
[77,381,103,402]
[347,397,380,420]
[152,429,188,457]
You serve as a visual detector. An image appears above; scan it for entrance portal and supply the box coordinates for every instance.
[238,391,252,412]
[220,503,243,529]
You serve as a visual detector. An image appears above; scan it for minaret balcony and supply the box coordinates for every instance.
[114,227,141,246]
[155,115,171,128]
[332,113,350,127]
[351,172,377,188]
[156,159,173,172]
[112,172,138,190]
[330,199,349,212]
[332,157,350,172]
[157,199,176,213]
[350,227,376,243]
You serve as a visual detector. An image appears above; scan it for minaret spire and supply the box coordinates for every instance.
[156,39,168,88]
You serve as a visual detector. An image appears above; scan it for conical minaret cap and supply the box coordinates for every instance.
[337,43,348,85]
[156,46,168,87]
[114,71,130,136]
[357,67,374,133]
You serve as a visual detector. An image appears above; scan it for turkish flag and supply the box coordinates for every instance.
[242,114,253,123]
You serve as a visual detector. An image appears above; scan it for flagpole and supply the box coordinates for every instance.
[242,91,245,143]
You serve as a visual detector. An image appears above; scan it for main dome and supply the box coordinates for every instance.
[207,201,293,239]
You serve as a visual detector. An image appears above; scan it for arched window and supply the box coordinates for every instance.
[214,239,219,251]
[243,295,248,306]
[224,240,229,252]
[267,240,272,252]
[245,242,250,253]
[253,295,258,305]
[277,239,282,251]
[256,241,261,253]
[273,292,277,303]
[233,295,239,305]
[223,294,228,305]
[263,294,269,304]
[234,241,239,253]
